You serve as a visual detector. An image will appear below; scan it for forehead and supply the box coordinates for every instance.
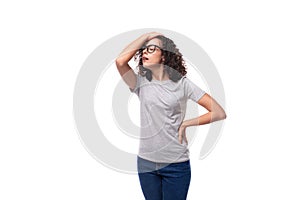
[146,38,162,47]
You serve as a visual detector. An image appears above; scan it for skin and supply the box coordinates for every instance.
[178,93,226,144]
[116,32,226,144]
[141,38,169,81]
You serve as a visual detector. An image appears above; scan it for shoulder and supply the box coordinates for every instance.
[180,75,190,86]
[180,75,199,86]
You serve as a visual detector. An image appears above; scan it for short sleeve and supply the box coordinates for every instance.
[129,73,142,96]
[184,77,206,103]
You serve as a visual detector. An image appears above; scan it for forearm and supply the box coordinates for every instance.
[116,34,148,65]
[182,111,226,128]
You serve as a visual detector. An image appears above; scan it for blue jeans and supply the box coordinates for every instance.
[137,156,191,200]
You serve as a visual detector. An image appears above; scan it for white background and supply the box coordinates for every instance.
[1,0,299,199]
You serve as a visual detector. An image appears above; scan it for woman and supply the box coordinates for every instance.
[116,32,226,200]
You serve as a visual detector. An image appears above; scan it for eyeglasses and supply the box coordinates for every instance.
[141,44,162,54]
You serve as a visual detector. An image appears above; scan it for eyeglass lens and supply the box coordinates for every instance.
[142,45,160,53]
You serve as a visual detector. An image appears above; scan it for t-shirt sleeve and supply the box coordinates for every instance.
[184,77,206,103]
[129,73,142,96]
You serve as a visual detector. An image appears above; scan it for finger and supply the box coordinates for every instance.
[178,133,182,144]
[184,134,188,144]
[148,32,163,40]
[181,129,188,144]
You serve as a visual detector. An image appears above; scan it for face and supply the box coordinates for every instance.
[141,38,164,68]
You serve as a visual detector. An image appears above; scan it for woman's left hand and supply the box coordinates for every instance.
[178,123,188,144]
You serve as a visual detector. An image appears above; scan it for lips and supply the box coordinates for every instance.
[142,56,149,62]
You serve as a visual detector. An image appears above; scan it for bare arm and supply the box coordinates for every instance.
[178,93,226,144]
[184,93,226,126]
[115,32,162,90]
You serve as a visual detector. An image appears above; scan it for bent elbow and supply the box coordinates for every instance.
[115,58,122,67]
[214,110,226,121]
[115,57,126,67]
[219,111,227,120]
[222,113,227,120]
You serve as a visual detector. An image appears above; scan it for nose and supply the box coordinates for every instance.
[142,47,148,55]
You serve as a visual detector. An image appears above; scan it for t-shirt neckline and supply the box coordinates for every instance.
[151,78,172,84]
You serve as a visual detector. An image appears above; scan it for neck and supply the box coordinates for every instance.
[150,64,169,81]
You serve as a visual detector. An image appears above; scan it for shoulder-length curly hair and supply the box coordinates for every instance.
[134,35,187,82]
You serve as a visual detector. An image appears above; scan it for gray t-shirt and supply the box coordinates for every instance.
[130,73,206,163]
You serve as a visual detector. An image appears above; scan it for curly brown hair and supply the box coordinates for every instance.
[134,35,187,82]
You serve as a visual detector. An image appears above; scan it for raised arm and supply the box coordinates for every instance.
[115,32,162,90]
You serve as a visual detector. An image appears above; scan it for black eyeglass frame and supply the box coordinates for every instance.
[140,44,163,54]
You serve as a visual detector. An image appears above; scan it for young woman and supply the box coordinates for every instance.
[116,32,226,200]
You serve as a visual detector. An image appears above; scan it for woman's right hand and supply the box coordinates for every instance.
[116,31,164,92]
[143,32,164,41]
